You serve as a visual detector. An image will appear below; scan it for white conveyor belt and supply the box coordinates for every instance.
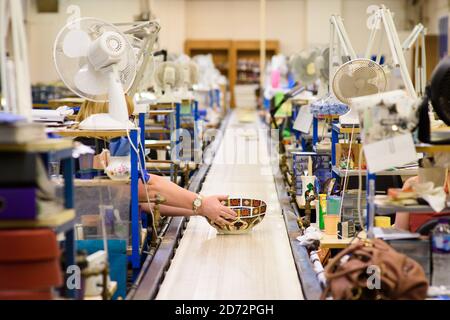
[156,111,304,300]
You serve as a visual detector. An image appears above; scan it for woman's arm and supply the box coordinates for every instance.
[140,202,195,217]
[394,212,410,231]
[139,174,198,208]
[393,176,417,231]
[139,174,236,226]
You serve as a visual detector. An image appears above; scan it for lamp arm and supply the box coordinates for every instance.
[365,16,380,59]
[128,22,161,96]
[421,32,427,96]
[381,6,417,99]
[329,18,335,85]
[335,16,357,60]
[402,24,424,51]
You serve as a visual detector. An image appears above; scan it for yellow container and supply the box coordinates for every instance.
[324,215,339,235]
[375,216,391,228]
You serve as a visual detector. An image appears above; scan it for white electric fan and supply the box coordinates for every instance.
[289,48,320,86]
[53,17,137,130]
[328,14,388,126]
[314,47,330,97]
[332,59,388,126]
[179,61,199,100]
[154,61,183,104]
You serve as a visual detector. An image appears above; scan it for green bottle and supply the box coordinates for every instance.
[318,194,327,230]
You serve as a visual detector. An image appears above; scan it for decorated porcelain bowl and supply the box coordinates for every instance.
[105,156,131,181]
[207,198,267,235]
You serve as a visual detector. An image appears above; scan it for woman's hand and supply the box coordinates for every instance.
[402,176,419,191]
[197,195,237,226]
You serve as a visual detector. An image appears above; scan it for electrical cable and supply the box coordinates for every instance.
[126,124,161,240]
[357,146,365,230]
[338,125,355,221]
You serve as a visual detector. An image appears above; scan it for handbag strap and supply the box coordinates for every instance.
[322,240,376,299]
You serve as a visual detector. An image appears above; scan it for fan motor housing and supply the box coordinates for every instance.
[88,31,126,70]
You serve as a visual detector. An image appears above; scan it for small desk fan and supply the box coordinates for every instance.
[314,47,330,97]
[179,61,199,100]
[332,58,387,126]
[289,48,320,86]
[418,57,450,144]
[154,61,183,103]
[53,17,137,130]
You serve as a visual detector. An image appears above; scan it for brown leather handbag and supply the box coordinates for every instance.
[321,238,429,300]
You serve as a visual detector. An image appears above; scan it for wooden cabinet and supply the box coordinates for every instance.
[185,39,279,108]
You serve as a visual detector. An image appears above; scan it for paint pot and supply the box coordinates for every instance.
[324,215,339,235]
[157,149,167,161]
[375,216,391,228]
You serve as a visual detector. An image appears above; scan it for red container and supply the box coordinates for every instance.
[0,290,53,300]
[0,229,63,291]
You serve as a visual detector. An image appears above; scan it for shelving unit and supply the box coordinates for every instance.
[0,138,73,153]
[331,123,361,168]
[55,123,145,275]
[185,40,233,107]
[0,138,75,298]
[374,195,450,215]
[370,142,450,219]
[332,166,418,177]
[291,99,311,150]
[179,98,201,165]
[415,144,450,153]
[144,102,180,181]
[0,209,75,231]
[290,100,337,152]
[185,39,279,108]
[312,115,340,147]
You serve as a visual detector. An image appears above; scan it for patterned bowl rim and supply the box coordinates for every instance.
[220,198,267,218]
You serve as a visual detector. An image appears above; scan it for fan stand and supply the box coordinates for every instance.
[339,107,360,127]
[180,84,195,101]
[317,80,328,99]
[79,113,135,130]
[80,66,136,130]
[158,83,181,104]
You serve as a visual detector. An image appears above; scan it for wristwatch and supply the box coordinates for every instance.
[193,194,203,215]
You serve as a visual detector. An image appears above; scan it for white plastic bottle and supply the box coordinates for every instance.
[431,219,450,287]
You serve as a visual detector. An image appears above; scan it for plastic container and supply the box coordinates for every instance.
[431,219,450,286]
[375,216,391,228]
[324,215,339,235]
[326,196,341,215]
[318,194,327,230]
